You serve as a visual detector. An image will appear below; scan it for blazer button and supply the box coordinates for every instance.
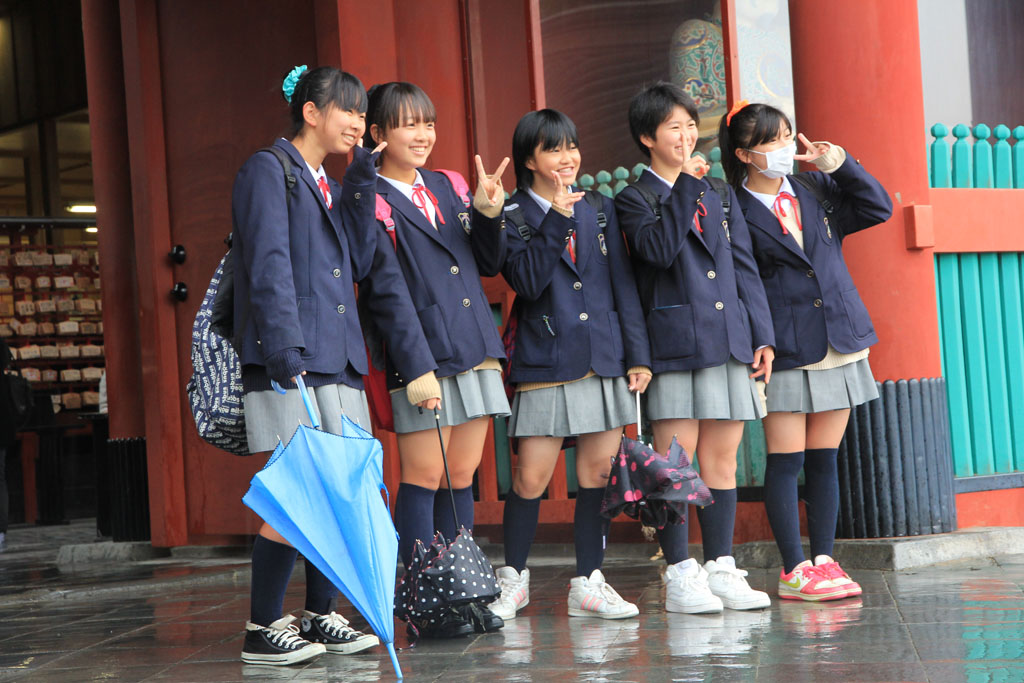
[462,298,471,307]
[715,301,724,310]
[813,299,823,308]
[450,265,460,275]
[806,269,815,278]
[707,270,716,279]
[573,281,582,290]
[579,312,589,321]
[332,268,342,278]
[337,304,346,314]
[354,192,361,199]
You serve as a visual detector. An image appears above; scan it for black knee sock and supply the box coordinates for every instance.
[250,535,298,626]
[695,487,737,562]
[763,451,806,574]
[574,486,608,577]
[803,448,840,559]
[656,513,690,564]
[395,483,437,569]
[303,559,337,615]
[503,490,541,571]
[434,485,475,541]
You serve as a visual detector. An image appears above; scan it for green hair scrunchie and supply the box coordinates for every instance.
[282,65,308,103]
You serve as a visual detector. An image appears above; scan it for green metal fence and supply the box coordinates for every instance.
[929,123,1024,188]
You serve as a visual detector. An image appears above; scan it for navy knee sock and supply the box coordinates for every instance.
[303,559,338,615]
[434,485,475,541]
[503,490,541,571]
[695,487,737,562]
[574,487,609,577]
[803,448,840,559]
[763,451,806,574]
[656,513,690,565]
[250,535,298,626]
[395,483,437,569]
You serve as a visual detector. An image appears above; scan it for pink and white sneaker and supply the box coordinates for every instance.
[777,560,849,602]
[813,555,862,598]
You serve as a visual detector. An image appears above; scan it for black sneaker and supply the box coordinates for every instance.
[241,615,326,665]
[407,606,474,639]
[459,602,505,633]
[299,610,379,654]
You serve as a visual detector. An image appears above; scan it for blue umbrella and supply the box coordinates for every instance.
[242,376,402,678]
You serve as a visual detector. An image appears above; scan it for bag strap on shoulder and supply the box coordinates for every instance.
[631,182,662,220]
[790,172,835,214]
[583,190,608,229]
[260,146,298,191]
[434,169,472,208]
[706,176,731,225]
[375,194,397,248]
[503,202,531,242]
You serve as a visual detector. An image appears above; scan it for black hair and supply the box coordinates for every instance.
[511,109,579,191]
[286,66,367,138]
[718,103,793,187]
[627,82,700,159]
[362,82,437,148]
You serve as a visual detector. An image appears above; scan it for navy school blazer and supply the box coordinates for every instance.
[736,156,893,370]
[501,189,651,384]
[615,170,774,373]
[372,168,507,388]
[232,138,435,385]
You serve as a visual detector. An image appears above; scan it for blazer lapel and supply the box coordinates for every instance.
[739,190,812,265]
[275,139,342,234]
[521,194,578,274]
[377,177,448,250]
[422,171,463,250]
[789,174,826,260]
[639,171,712,255]
[572,189,594,272]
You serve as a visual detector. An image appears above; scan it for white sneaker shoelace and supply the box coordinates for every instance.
[317,611,357,638]
[265,623,307,649]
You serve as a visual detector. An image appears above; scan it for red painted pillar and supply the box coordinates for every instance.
[788,0,940,381]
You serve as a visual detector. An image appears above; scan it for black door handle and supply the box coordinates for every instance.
[169,244,186,264]
[171,282,188,302]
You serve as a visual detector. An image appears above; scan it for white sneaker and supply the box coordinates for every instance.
[489,566,530,621]
[567,569,639,619]
[704,556,771,610]
[664,558,723,614]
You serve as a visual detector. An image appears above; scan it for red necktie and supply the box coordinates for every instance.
[317,176,332,209]
[772,192,802,235]
[693,198,706,234]
[412,183,445,227]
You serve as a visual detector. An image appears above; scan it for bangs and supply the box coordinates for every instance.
[371,82,437,131]
[746,109,792,148]
[535,111,579,151]
[324,71,368,114]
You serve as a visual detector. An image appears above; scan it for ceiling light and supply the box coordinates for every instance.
[67,204,97,214]
[85,227,98,233]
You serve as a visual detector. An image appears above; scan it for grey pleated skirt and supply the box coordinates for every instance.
[243,382,372,454]
[645,358,765,421]
[764,357,878,414]
[509,374,635,437]
[390,367,510,433]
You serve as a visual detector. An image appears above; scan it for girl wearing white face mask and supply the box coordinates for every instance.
[720,102,893,603]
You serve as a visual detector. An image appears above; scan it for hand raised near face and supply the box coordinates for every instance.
[550,170,585,215]
[682,154,711,179]
[793,133,830,162]
[472,155,509,218]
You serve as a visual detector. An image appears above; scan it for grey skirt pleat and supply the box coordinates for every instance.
[645,358,765,421]
[764,357,878,414]
[243,382,372,454]
[508,374,635,438]
[391,368,510,433]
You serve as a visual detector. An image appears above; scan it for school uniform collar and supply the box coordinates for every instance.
[518,189,583,273]
[273,138,341,233]
[639,168,713,253]
[379,170,437,226]
[737,175,811,265]
[742,175,796,210]
[376,171,453,253]
[526,186,575,217]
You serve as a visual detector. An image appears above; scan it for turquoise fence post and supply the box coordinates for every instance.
[993,124,1012,188]
[951,123,972,188]
[595,170,613,197]
[972,123,993,188]
[612,166,630,196]
[1013,126,1024,188]
[979,253,1014,472]
[936,255,974,476]
[710,146,725,180]
[577,173,594,192]
[929,123,950,188]
[631,162,646,182]
[998,253,1024,473]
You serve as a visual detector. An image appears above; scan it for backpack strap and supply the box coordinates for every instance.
[583,191,608,228]
[435,169,472,208]
[631,182,662,220]
[503,202,532,242]
[790,172,835,214]
[375,194,397,248]
[260,146,298,191]
[706,176,732,225]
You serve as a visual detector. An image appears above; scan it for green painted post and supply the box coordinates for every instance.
[958,254,996,475]
[972,124,993,188]
[493,416,512,494]
[951,124,972,188]
[935,255,974,476]
[632,162,646,182]
[998,253,1024,472]
[564,447,578,494]
[1013,127,1024,188]
[710,146,725,180]
[993,125,1013,188]
[612,166,630,196]
[979,253,1014,472]
[929,123,950,188]
[595,170,613,198]
[577,173,595,192]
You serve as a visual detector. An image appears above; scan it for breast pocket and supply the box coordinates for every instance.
[417,303,455,364]
[516,316,558,368]
[297,297,318,357]
[647,304,696,361]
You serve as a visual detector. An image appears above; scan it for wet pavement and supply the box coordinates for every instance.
[1,522,1024,682]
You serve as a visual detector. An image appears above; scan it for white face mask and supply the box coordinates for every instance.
[747,142,796,179]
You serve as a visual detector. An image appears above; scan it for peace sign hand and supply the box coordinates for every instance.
[551,170,585,215]
[793,133,830,162]
[472,155,510,217]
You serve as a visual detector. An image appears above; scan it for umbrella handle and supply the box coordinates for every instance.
[433,407,460,532]
[271,375,321,430]
[636,390,642,441]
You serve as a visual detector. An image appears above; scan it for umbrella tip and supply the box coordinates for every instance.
[386,641,403,679]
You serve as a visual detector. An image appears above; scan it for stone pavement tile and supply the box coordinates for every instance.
[757,624,918,665]
[603,663,756,683]
[38,644,205,670]
[10,664,170,682]
[909,622,1024,662]
[921,661,1024,683]
[766,599,904,632]
[755,661,928,682]
[0,651,68,678]
[897,604,1024,625]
